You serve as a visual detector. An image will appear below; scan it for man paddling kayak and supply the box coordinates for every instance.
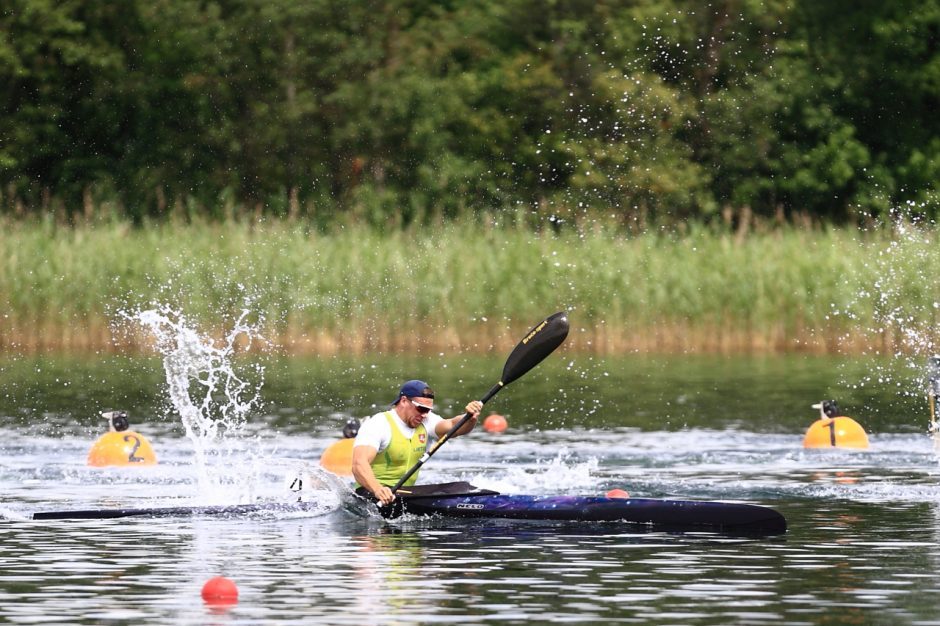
[352,379,482,506]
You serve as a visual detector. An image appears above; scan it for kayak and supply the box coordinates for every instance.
[31,482,787,533]
[380,482,787,534]
[400,494,785,533]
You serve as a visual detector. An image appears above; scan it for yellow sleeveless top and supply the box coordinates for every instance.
[367,411,429,487]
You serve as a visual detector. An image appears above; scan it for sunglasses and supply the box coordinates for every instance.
[409,398,433,414]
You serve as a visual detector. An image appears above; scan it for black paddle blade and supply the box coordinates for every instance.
[501,311,569,387]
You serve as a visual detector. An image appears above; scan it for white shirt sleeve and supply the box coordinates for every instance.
[353,413,392,453]
[424,412,444,440]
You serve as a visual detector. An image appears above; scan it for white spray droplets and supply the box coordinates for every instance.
[830,213,940,410]
[128,304,267,493]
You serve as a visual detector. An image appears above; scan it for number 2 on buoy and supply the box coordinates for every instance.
[124,434,145,463]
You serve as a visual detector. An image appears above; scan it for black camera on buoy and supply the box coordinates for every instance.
[102,410,130,432]
[342,418,360,439]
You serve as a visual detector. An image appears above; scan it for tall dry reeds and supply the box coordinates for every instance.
[1,216,937,354]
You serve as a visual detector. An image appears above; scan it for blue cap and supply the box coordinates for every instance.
[395,379,434,403]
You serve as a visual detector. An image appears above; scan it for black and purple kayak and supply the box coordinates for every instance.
[400,494,786,532]
[31,482,786,533]
[380,482,787,534]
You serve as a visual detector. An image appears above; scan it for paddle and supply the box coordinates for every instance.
[928,356,940,438]
[390,311,570,494]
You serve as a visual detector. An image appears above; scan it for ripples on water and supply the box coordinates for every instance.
[3,426,940,625]
[4,354,940,624]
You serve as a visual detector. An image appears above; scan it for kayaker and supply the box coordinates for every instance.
[352,379,482,506]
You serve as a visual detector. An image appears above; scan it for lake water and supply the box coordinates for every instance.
[2,352,940,625]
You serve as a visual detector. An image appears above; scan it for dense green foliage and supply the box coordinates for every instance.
[2,217,939,353]
[1,0,938,225]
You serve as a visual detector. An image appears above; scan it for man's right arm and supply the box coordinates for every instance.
[352,445,396,505]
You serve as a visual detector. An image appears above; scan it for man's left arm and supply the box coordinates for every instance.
[435,400,482,438]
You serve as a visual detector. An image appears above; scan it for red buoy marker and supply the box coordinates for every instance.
[202,576,239,604]
[483,414,508,433]
[606,489,630,499]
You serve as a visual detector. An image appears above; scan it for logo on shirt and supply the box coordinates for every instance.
[418,432,426,444]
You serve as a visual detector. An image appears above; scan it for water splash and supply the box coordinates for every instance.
[831,214,940,439]
[129,305,267,493]
[467,449,600,494]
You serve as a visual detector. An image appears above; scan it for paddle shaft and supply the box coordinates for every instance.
[391,382,502,493]
[931,392,937,431]
[930,392,939,449]
[928,357,940,434]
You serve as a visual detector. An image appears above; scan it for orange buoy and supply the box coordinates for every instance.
[201,576,238,603]
[606,488,630,499]
[803,417,869,449]
[483,414,508,433]
[803,401,869,449]
[319,438,354,476]
[88,410,157,467]
[87,431,158,466]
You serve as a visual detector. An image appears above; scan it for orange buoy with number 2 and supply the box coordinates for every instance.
[87,431,158,466]
[87,410,157,467]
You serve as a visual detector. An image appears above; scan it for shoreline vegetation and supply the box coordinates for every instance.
[2,216,939,356]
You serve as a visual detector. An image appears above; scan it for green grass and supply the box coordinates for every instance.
[1,216,938,354]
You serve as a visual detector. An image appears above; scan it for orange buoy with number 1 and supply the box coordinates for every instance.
[802,400,869,449]
[87,410,157,467]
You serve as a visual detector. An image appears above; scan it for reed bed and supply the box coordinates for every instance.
[1,217,938,354]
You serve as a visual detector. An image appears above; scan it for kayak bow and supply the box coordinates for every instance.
[31,501,321,520]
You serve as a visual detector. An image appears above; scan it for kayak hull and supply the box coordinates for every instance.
[31,483,787,534]
[400,494,787,533]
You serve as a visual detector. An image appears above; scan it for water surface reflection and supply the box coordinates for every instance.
[3,354,940,624]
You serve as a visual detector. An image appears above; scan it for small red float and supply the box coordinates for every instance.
[483,414,508,433]
[201,576,239,604]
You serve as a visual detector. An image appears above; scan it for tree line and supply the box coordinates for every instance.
[1,0,937,226]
